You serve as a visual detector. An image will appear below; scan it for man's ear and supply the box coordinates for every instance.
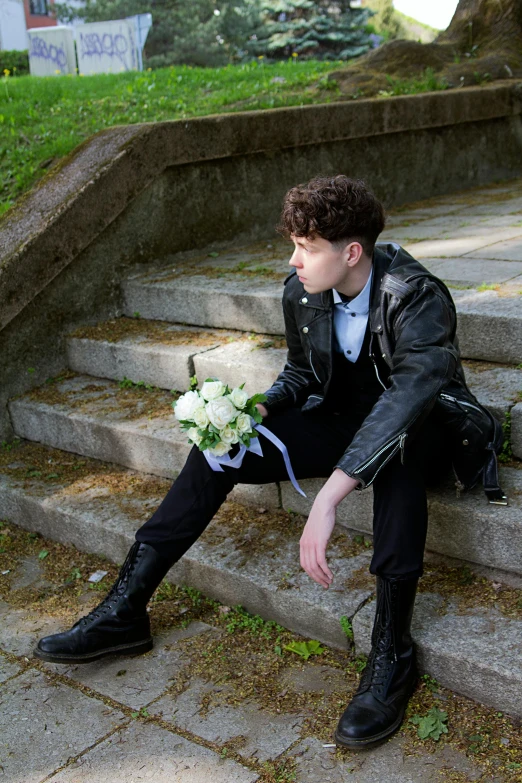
[343,241,364,268]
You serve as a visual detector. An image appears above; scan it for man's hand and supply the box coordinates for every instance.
[300,469,360,588]
[256,403,269,419]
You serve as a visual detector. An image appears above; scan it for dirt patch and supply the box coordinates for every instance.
[69,317,287,352]
[419,562,522,620]
[69,318,235,347]
[19,369,180,421]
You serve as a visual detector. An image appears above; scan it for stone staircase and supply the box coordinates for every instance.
[2,204,522,719]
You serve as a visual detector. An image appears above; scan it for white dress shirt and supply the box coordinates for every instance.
[332,267,373,363]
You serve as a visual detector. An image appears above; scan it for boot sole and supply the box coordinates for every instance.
[334,709,404,750]
[32,637,154,664]
[334,675,418,751]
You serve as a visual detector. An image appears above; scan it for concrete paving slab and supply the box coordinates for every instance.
[150,675,302,762]
[353,594,522,718]
[287,735,486,783]
[193,341,286,397]
[0,656,22,684]
[389,204,464,222]
[47,720,259,783]
[449,289,522,363]
[402,228,522,259]
[277,663,347,696]
[420,257,522,286]
[43,622,213,710]
[10,554,53,591]
[67,325,225,393]
[0,669,127,783]
[464,235,522,261]
[379,216,477,242]
[0,607,68,657]
[508,273,522,288]
[512,402,522,460]
[454,197,522,217]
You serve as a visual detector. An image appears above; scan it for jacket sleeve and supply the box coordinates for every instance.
[263,282,320,413]
[334,279,459,488]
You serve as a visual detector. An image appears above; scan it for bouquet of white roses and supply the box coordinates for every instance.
[173,379,267,457]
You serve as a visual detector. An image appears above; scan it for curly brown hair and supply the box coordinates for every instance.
[278,175,386,257]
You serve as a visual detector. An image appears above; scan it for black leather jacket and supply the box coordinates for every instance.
[264,242,504,498]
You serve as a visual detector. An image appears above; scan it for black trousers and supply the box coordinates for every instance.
[135,406,452,579]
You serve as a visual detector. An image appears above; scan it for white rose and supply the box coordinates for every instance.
[236,412,252,434]
[193,406,209,428]
[220,425,239,445]
[174,390,204,422]
[187,427,202,446]
[208,440,231,457]
[201,380,225,401]
[206,396,237,429]
[227,387,248,409]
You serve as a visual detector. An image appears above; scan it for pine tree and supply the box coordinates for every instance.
[246,0,374,61]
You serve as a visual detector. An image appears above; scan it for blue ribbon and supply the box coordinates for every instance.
[203,422,307,497]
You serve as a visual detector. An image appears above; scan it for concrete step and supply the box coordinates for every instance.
[0,441,520,719]
[66,318,287,399]
[121,245,522,363]
[7,373,522,576]
[65,319,522,457]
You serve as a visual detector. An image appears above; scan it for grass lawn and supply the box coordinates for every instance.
[0,59,345,217]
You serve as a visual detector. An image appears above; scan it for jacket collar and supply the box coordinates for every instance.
[296,242,417,319]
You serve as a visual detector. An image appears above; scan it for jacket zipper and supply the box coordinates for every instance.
[369,333,388,391]
[353,431,408,477]
[439,392,482,414]
[309,350,321,383]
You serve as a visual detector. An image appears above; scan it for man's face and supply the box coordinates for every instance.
[288,234,357,294]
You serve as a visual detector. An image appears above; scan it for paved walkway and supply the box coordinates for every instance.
[382,178,522,292]
[0,551,494,783]
[3,178,522,783]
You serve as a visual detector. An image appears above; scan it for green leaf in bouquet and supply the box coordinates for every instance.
[249,393,268,406]
[239,383,246,390]
[251,407,263,424]
[209,424,220,434]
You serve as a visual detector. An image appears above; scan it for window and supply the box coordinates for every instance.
[29,0,49,15]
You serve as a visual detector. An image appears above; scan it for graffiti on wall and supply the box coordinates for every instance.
[29,35,67,72]
[77,21,137,73]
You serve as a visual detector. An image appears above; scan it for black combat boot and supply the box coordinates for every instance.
[34,541,175,664]
[335,574,419,749]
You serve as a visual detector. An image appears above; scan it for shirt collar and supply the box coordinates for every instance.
[332,267,373,315]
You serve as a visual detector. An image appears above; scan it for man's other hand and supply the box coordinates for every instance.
[300,469,360,589]
[256,403,269,418]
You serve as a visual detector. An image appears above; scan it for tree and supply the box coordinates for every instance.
[327,0,522,97]
[53,0,262,68]
[245,0,374,61]
[361,0,405,41]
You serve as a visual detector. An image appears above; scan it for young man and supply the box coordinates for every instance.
[34,176,503,749]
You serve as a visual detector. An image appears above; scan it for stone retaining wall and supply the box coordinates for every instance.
[1,82,521,439]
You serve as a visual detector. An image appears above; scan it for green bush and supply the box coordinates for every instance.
[0,50,29,76]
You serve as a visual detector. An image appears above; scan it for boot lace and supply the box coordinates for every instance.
[78,542,143,628]
[359,580,398,694]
